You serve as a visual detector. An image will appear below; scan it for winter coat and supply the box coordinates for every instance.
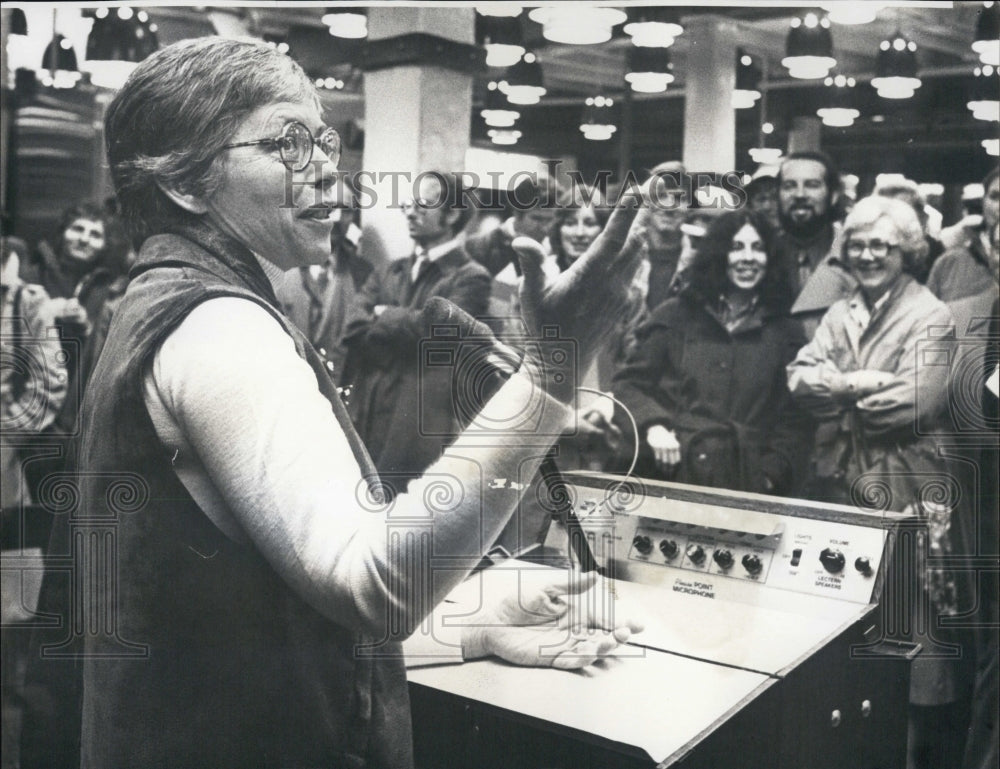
[341,244,491,488]
[613,294,813,495]
[927,230,999,303]
[787,275,967,705]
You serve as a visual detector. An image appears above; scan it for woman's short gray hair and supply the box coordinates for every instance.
[841,194,929,274]
[105,37,318,244]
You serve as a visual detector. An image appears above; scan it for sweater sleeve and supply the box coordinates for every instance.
[145,296,571,640]
[786,305,850,419]
[856,301,955,436]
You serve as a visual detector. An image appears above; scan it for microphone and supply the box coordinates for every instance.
[421,298,600,573]
[421,297,522,376]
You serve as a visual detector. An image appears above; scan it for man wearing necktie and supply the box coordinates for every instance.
[342,172,491,488]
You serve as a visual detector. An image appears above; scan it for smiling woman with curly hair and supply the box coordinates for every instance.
[614,208,813,494]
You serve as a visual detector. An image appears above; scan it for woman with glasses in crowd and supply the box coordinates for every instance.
[613,208,812,494]
[787,195,968,769]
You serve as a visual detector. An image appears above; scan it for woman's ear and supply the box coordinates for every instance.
[155,180,209,215]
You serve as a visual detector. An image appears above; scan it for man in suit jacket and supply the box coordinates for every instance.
[342,172,491,491]
[277,198,371,385]
[466,175,560,337]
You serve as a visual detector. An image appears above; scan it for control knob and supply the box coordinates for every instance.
[659,539,679,560]
[713,549,734,570]
[686,544,706,564]
[854,557,873,577]
[819,548,846,574]
[741,553,763,575]
[632,535,653,556]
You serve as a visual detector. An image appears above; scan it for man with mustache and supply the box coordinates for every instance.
[777,151,852,339]
[777,152,843,289]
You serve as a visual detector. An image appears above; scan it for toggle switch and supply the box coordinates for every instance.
[790,548,802,567]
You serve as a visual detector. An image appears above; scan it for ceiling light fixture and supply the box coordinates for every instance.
[871,34,921,99]
[498,52,545,105]
[41,34,82,89]
[973,2,1000,66]
[476,4,522,18]
[322,8,367,39]
[783,11,836,79]
[489,128,522,145]
[733,50,761,109]
[968,64,1000,122]
[822,3,884,25]
[749,147,783,165]
[622,7,683,48]
[482,82,521,127]
[625,46,674,93]
[817,72,859,126]
[528,6,626,45]
[83,6,159,90]
[580,95,616,141]
[477,12,525,68]
[10,7,27,35]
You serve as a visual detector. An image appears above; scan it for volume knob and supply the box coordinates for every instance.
[659,539,679,560]
[819,548,846,574]
[633,535,653,555]
[742,553,763,575]
[713,549,734,570]
[686,544,706,564]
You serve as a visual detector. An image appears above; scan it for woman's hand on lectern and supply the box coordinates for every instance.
[461,568,644,670]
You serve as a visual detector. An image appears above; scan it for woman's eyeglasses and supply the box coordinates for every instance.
[220,120,341,172]
[844,239,899,259]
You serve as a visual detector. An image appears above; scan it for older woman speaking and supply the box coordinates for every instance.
[66,37,646,768]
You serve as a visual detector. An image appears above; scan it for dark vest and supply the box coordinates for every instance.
[74,222,411,768]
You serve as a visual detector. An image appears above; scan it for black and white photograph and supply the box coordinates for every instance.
[0,2,997,767]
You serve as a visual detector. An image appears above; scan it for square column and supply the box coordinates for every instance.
[681,15,739,175]
[361,7,478,264]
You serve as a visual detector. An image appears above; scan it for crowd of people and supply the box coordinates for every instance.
[0,34,996,769]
